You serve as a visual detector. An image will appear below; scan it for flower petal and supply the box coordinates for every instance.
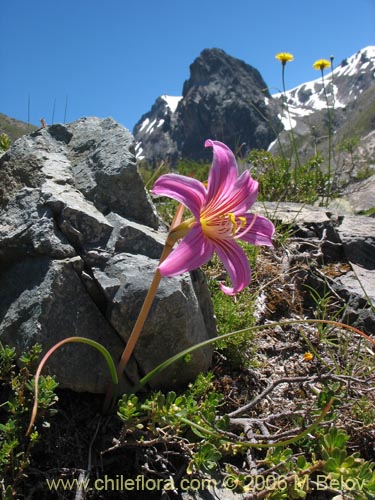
[205,140,239,203]
[214,239,251,295]
[204,170,258,218]
[158,224,214,277]
[239,214,275,246]
[152,173,206,220]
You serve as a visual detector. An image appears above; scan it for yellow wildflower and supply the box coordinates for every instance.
[303,352,314,362]
[275,52,294,65]
[313,59,331,71]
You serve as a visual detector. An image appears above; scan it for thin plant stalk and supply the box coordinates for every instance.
[320,68,334,204]
[114,244,171,377]
[280,62,301,170]
[144,161,166,189]
[102,203,185,412]
[249,101,287,161]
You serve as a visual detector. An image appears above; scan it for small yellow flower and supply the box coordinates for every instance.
[303,352,314,362]
[275,52,294,65]
[313,59,331,71]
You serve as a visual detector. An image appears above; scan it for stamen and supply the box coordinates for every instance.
[228,212,237,235]
[234,214,258,239]
[200,212,256,241]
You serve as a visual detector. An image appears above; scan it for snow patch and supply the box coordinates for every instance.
[146,118,157,134]
[267,138,278,151]
[135,143,144,160]
[139,118,150,133]
[161,94,182,113]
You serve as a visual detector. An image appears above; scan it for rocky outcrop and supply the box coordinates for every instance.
[134,48,281,163]
[135,46,375,174]
[338,172,375,215]
[0,117,216,393]
[254,202,375,333]
[173,49,280,161]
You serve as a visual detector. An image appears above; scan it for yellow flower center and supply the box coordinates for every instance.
[200,212,246,240]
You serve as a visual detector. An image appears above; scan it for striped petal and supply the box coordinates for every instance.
[203,170,258,219]
[151,173,207,220]
[158,224,214,277]
[205,140,238,204]
[239,214,275,246]
[214,239,251,295]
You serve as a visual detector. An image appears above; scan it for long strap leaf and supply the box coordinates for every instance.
[26,337,118,436]
[136,319,375,390]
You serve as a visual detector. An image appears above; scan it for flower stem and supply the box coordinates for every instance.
[320,69,333,205]
[114,244,171,380]
[102,203,185,412]
[281,64,301,171]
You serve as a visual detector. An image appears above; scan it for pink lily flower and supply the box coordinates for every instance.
[151,140,275,295]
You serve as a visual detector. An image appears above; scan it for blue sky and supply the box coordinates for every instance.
[1,0,374,131]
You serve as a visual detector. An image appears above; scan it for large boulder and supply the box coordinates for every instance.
[0,117,216,393]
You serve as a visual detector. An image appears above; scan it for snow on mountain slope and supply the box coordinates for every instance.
[274,46,375,131]
[161,94,182,113]
[133,94,182,160]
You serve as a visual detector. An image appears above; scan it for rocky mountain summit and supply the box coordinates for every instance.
[0,118,216,393]
[134,48,281,163]
[134,46,375,184]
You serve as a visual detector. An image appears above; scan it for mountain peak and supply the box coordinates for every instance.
[183,47,269,98]
[134,48,279,162]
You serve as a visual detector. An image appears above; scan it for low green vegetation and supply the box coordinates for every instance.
[133,142,375,498]
[0,113,37,143]
[0,133,11,152]
[248,150,329,204]
[0,343,58,498]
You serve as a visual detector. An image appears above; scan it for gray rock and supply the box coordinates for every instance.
[256,201,375,333]
[335,215,375,269]
[0,188,75,265]
[327,198,355,215]
[342,174,375,214]
[334,263,375,305]
[253,202,331,226]
[0,118,216,393]
[44,181,114,251]
[66,118,160,228]
[93,253,215,388]
[0,256,130,393]
[106,212,166,259]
